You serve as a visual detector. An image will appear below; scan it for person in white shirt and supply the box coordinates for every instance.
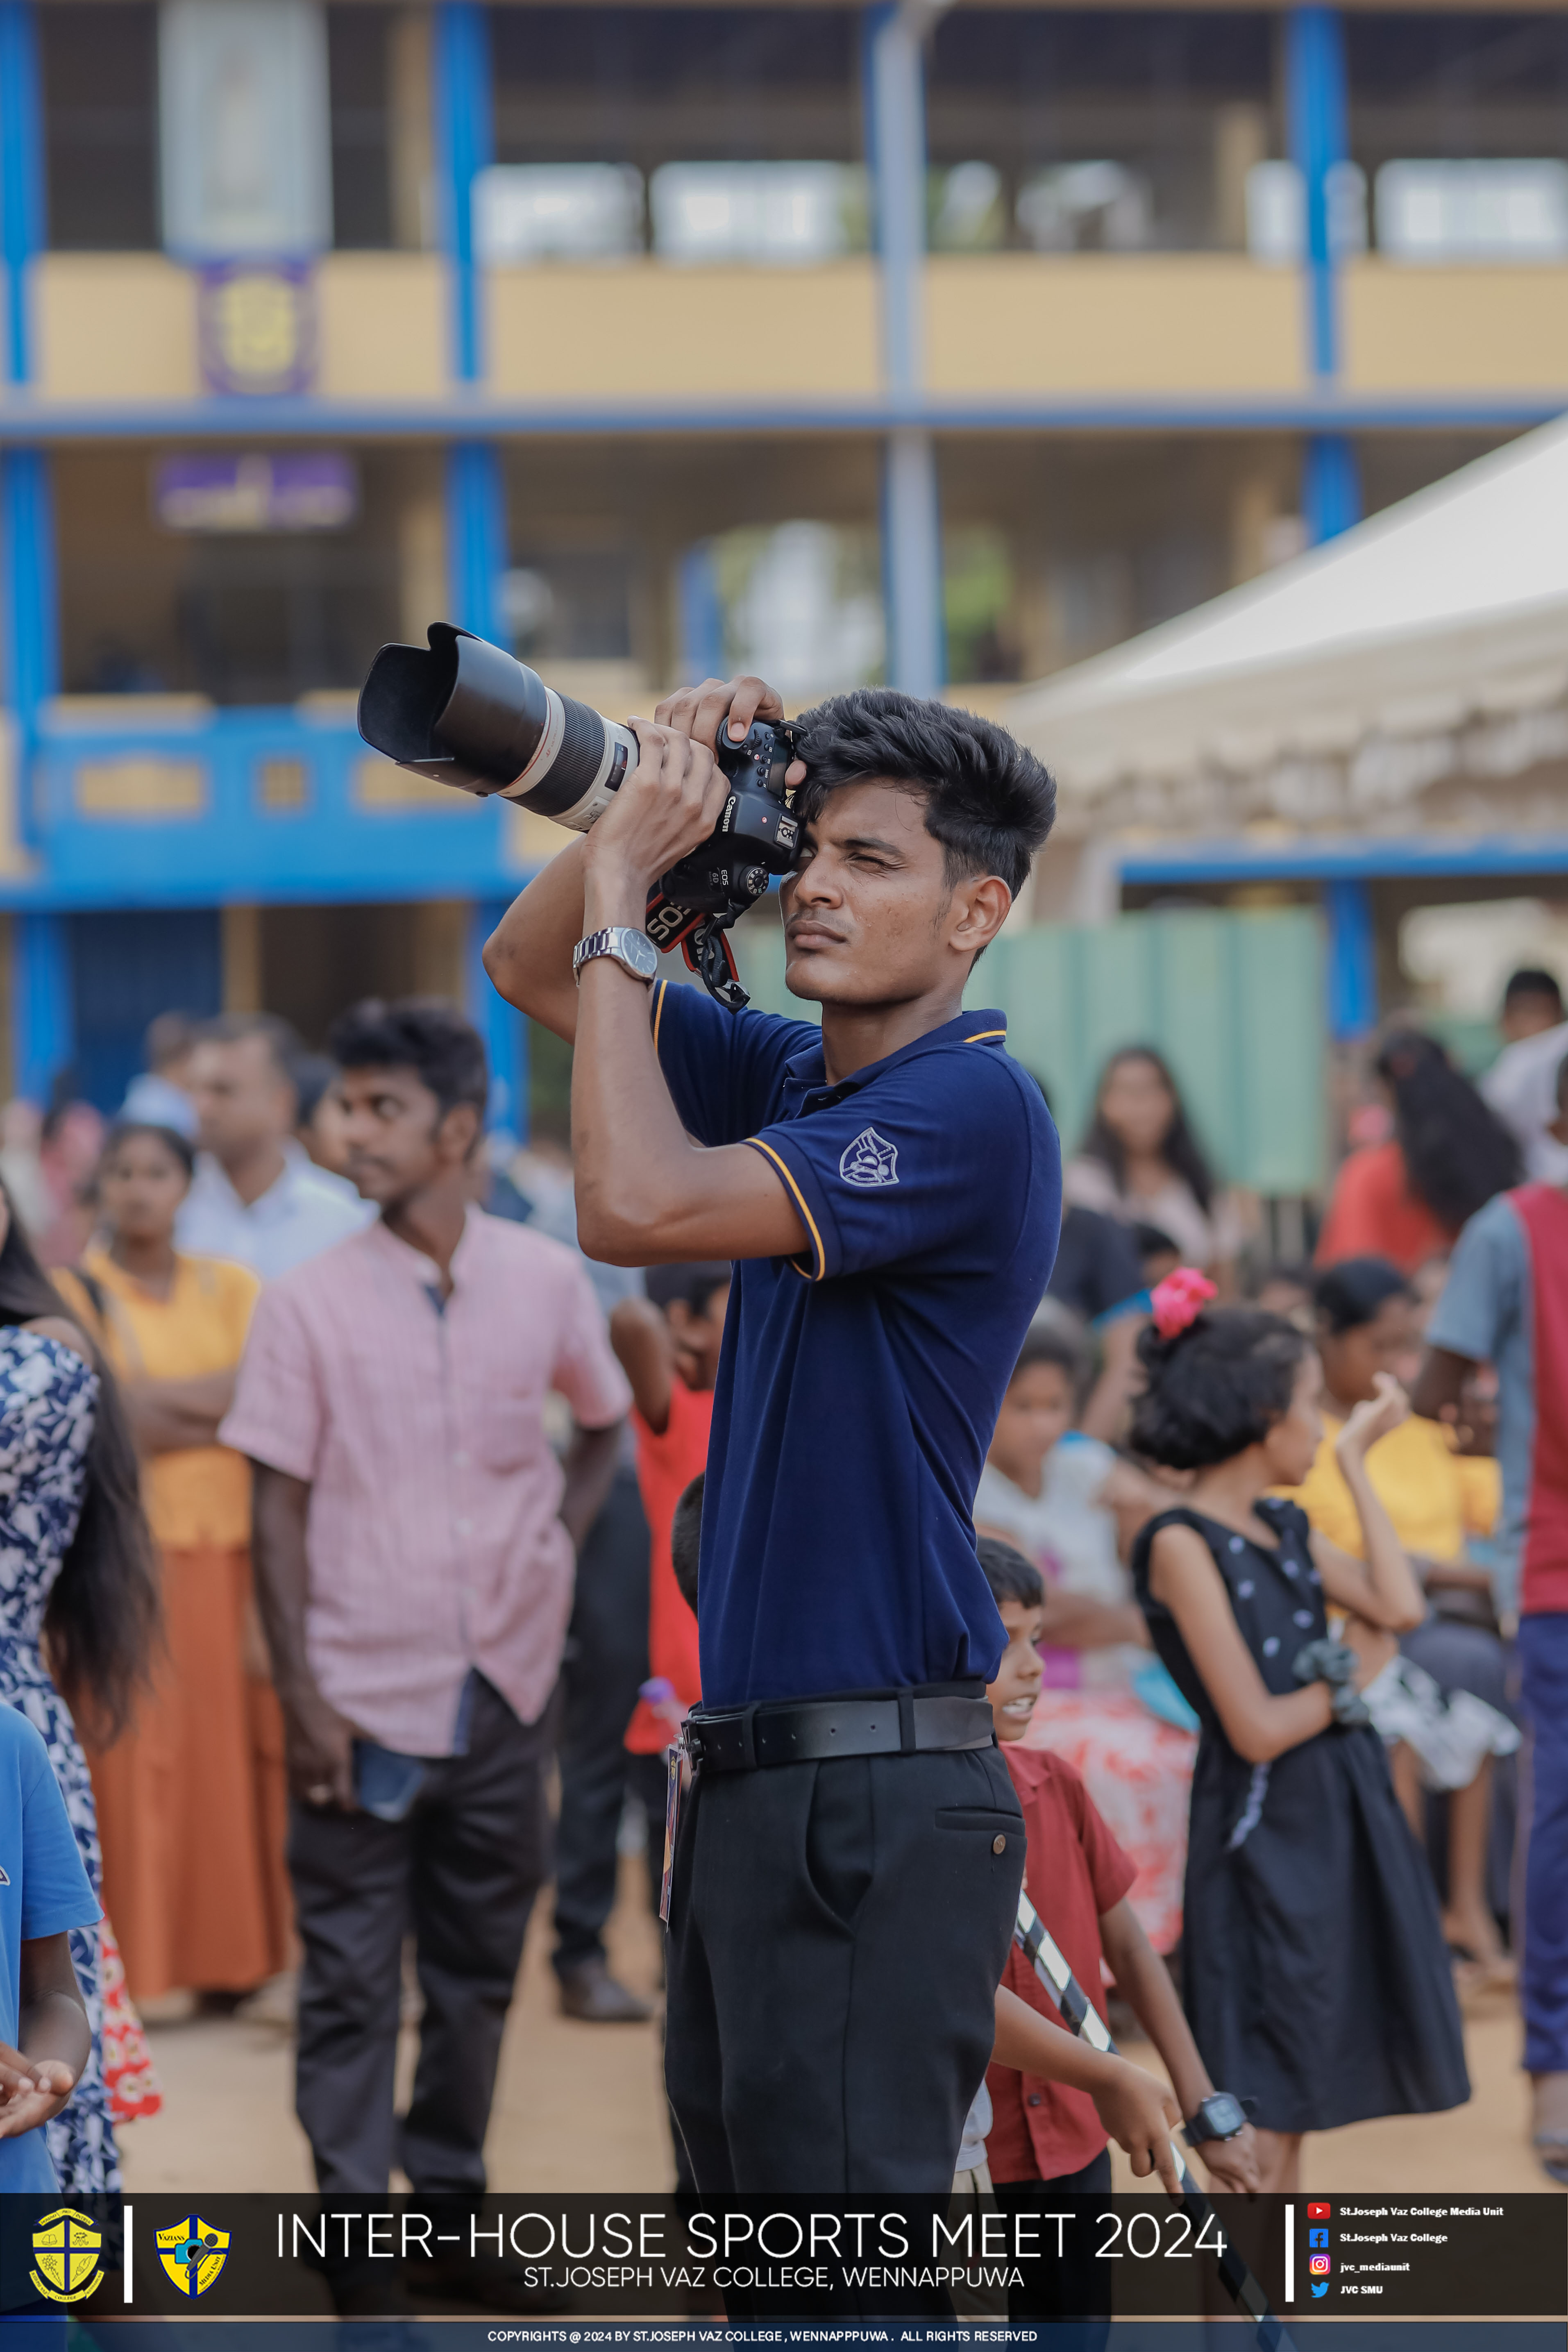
[1480,969,1568,1183]
[176,1015,371,1280]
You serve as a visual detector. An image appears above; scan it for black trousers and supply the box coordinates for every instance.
[289,1673,554,2194]
[997,2150,1113,2329]
[665,1742,1025,2194]
[552,1464,651,1977]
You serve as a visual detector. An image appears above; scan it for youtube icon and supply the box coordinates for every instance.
[1308,2202,1331,2220]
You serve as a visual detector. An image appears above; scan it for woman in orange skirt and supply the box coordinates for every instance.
[58,1122,289,2003]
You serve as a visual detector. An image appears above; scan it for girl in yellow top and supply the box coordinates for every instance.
[1282,1255,1511,1982]
[57,1122,288,2004]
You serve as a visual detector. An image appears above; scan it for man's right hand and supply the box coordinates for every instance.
[654,674,806,789]
[282,1687,359,1810]
[1091,2056,1184,2195]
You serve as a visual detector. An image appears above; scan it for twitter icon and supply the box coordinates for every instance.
[1312,2284,1329,2300]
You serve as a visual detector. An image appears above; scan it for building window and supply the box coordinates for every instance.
[40,3,160,251]
[327,3,397,250]
[487,7,863,261]
[925,9,1280,255]
[1348,13,1568,263]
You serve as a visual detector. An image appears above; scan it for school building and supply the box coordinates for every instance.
[0,0,1563,1140]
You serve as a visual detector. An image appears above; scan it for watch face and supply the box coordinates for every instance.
[1200,2094,1246,2138]
[622,930,659,981]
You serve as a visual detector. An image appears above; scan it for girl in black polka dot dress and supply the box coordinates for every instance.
[1128,1273,1468,2193]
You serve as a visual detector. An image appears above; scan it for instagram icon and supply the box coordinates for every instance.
[1309,2256,1331,2277]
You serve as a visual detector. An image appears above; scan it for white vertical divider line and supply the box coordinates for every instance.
[1283,2202,1294,2304]
[123,2200,134,2302]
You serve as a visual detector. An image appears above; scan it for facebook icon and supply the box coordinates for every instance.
[1309,2229,1329,2247]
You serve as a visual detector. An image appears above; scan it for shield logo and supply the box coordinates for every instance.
[30,2206,103,2303]
[157,2214,230,2297]
[839,1126,899,1187]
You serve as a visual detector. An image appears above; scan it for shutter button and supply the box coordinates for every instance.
[992,1834,1007,1854]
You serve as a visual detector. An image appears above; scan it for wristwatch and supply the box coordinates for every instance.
[573,926,659,987]
[1182,2091,1248,2146]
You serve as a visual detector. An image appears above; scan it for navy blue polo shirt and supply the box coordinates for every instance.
[651,977,1061,1707]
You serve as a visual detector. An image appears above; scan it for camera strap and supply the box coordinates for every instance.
[644,890,751,1013]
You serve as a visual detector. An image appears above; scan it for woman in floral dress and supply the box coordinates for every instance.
[0,1179,159,2189]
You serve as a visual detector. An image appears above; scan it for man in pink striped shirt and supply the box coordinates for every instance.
[222,999,629,2286]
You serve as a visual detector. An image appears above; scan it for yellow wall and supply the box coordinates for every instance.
[485,259,881,402]
[35,255,200,402]
[1342,261,1568,393]
[926,256,1307,396]
[315,255,447,400]
[27,250,1568,413]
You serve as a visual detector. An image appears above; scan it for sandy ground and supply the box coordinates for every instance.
[119,1858,1557,2200]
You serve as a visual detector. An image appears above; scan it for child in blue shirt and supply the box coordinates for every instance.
[0,1703,98,2190]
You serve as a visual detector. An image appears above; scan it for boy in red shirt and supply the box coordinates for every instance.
[610,1262,730,1854]
[980,1536,1257,2323]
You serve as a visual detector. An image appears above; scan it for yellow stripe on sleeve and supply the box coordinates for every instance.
[746,1137,827,1281]
[651,978,667,1053]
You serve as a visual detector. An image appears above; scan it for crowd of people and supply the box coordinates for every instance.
[0,930,1565,2307]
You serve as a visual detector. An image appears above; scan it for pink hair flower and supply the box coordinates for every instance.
[1150,1266,1217,1339]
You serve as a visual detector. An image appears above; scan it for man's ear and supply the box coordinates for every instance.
[949,873,1012,959]
[442,1102,483,1164]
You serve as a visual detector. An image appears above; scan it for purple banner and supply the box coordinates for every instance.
[154,454,359,534]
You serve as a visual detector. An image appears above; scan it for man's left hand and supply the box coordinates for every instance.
[583,720,730,909]
[1195,2120,1259,2194]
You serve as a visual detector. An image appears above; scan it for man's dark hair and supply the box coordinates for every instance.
[195,1010,302,1084]
[671,1472,704,1611]
[1130,1305,1309,1471]
[644,1262,731,1319]
[977,1534,1044,1613]
[790,688,1055,903]
[327,997,489,1122]
[1504,966,1564,1010]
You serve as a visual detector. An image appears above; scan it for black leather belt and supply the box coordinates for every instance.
[685,1689,995,1772]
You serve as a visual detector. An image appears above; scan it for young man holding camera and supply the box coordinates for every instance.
[486,676,1060,2195]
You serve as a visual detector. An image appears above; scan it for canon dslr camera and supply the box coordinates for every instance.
[358,623,801,1009]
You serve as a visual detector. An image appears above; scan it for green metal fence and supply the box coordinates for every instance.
[733,904,1326,1196]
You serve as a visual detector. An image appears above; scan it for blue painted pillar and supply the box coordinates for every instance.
[13,911,72,1106]
[468,897,526,1139]
[863,2,945,696]
[434,5,505,645]
[1323,877,1377,1041]
[676,542,724,683]
[433,0,492,386]
[1287,7,1361,544]
[445,440,505,643]
[0,0,44,388]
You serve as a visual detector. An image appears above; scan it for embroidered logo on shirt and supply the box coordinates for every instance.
[839,1127,899,1187]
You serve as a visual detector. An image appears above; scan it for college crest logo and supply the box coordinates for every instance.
[30,2206,103,2303]
[839,1127,899,1187]
[157,2215,230,2296]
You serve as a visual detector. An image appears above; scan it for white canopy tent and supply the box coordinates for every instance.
[1003,418,1568,846]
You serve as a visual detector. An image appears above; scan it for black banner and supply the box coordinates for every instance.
[0,2194,1562,2324]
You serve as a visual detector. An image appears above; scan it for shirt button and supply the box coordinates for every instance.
[1026,2093,1043,2108]
[992,1834,1007,1854]
[456,1518,472,1536]
[454,1452,469,1469]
